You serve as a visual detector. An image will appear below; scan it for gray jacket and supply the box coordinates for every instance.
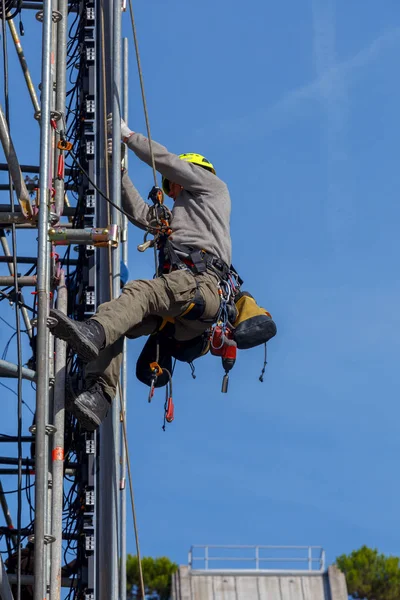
[121,133,232,266]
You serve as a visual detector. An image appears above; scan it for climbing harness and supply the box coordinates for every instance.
[136,191,178,429]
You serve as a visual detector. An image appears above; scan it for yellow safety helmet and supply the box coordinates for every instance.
[178,153,216,174]
[162,153,216,195]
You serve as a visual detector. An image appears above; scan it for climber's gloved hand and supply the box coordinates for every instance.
[106,113,133,142]
[106,137,126,170]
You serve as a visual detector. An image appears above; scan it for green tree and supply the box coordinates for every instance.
[336,546,400,600]
[126,555,178,600]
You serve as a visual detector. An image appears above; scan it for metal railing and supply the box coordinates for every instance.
[188,545,326,574]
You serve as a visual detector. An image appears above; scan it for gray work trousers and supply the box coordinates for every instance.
[86,269,221,399]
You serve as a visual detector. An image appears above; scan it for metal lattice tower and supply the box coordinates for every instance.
[0,0,128,598]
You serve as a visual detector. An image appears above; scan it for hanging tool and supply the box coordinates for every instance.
[210,324,237,393]
[56,138,72,181]
[164,395,174,423]
[146,361,175,429]
[148,361,162,402]
[148,185,163,205]
[137,186,172,254]
[162,368,174,431]
[137,231,154,253]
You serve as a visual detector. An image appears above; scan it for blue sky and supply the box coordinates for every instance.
[0,0,400,575]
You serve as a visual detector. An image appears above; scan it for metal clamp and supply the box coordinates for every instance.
[35,9,62,23]
[34,109,63,123]
[28,534,56,545]
[29,424,57,436]
[49,212,60,226]
[31,316,58,329]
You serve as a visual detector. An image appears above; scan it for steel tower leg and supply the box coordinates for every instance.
[49,271,67,600]
[119,35,128,600]
[33,0,54,595]
[97,0,121,596]
[110,0,122,595]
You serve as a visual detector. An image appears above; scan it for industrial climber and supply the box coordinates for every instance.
[48,117,233,430]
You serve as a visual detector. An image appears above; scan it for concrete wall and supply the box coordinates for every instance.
[171,565,348,600]
[328,565,348,600]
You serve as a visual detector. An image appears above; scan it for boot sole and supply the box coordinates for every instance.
[49,309,99,363]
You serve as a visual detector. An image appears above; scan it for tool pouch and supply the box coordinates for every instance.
[136,331,210,388]
[170,332,210,362]
[136,334,172,388]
